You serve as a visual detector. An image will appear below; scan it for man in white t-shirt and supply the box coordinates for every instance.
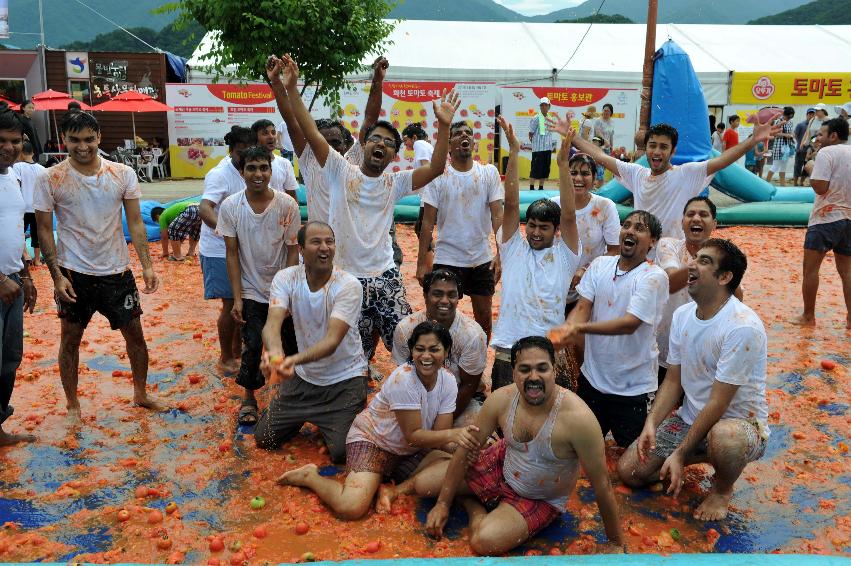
[490,115,580,392]
[551,209,668,448]
[13,141,46,266]
[570,120,780,240]
[792,118,851,329]
[277,54,460,360]
[198,126,253,375]
[251,118,298,202]
[618,239,768,522]
[0,109,37,445]
[392,269,487,425]
[418,120,504,338]
[218,147,301,426]
[402,122,435,243]
[255,221,367,464]
[34,111,163,422]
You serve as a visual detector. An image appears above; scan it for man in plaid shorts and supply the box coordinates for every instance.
[618,239,769,522]
[152,202,201,261]
[384,336,624,555]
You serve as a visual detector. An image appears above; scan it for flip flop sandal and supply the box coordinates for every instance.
[238,402,259,426]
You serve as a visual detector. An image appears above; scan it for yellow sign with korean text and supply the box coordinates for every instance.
[731,72,851,105]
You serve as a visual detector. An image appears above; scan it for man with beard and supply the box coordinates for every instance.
[567,120,779,240]
[550,210,668,448]
[416,120,503,339]
[34,111,164,422]
[489,116,579,392]
[392,269,487,425]
[276,54,459,360]
[379,336,624,555]
[250,119,298,201]
[655,197,742,383]
[618,239,768,522]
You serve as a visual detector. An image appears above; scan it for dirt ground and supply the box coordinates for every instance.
[0,224,847,563]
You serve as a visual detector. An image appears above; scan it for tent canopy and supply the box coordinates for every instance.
[187,22,851,105]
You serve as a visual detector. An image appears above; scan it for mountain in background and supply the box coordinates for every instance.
[749,0,851,24]
[529,0,812,24]
[1,0,827,53]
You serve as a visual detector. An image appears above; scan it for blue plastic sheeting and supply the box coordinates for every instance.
[301,555,847,566]
[771,186,816,203]
[650,40,713,165]
[165,51,188,83]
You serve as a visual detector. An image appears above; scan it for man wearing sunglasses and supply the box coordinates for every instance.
[269,54,461,360]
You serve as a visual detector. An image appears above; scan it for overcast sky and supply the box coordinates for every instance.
[494,0,584,16]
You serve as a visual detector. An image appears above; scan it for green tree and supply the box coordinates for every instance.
[556,14,633,24]
[161,0,397,108]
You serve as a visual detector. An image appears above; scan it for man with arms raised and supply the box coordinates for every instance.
[385,336,624,555]
[791,118,851,328]
[490,116,579,391]
[34,111,163,421]
[569,120,778,239]
[255,221,366,463]
[417,120,503,339]
[278,53,459,360]
[550,208,668,448]
[618,239,768,521]
[392,269,487,425]
[0,108,37,444]
[219,146,301,425]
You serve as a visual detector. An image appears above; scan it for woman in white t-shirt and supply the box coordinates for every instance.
[550,153,620,313]
[277,321,479,519]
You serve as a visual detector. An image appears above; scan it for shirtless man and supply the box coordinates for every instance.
[392,269,487,425]
[618,239,769,521]
[34,111,164,421]
[381,336,624,555]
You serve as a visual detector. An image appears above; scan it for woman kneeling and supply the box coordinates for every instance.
[277,321,479,519]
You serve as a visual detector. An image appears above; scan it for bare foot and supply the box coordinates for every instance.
[375,484,398,514]
[133,394,168,412]
[277,463,319,487]
[789,314,816,327]
[66,405,82,424]
[216,359,240,376]
[694,490,732,521]
[0,430,36,446]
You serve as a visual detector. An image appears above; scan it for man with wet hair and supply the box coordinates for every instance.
[392,269,487,424]
[565,119,779,240]
[417,119,503,339]
[551,209,668,448]
[272,53,460,361]
[490,115,579,392]
[34,110,164,422]
[618,239,768,522]
[381,335,625,555]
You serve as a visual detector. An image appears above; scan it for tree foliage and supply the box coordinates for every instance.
[749,0,851,24]
[60,20,205,59]
[161,0,396,107]
[555,13,633,24]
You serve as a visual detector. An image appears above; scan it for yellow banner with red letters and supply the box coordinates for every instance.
[731,72,851,105]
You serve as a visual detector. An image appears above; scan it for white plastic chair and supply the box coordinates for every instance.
[151,147,167,179]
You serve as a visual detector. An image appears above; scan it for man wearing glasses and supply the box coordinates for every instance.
[268,53,461,360]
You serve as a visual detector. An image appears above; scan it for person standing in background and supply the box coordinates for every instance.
[528,97,556,191]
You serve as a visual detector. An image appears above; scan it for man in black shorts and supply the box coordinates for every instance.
[416,120,503,339]
[34,111,164,422]
[791,118,851,328]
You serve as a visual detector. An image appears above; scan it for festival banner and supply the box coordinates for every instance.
[165,83,326,178]
[338,81,496,171]
[499,86,639,180]
[731,72,851,105]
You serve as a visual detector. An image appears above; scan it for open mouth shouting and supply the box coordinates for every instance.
[649,155,664,169]
[523,379,545,402]
[371,147,386,160]
[621,234,637,253]
[689,223,705,237]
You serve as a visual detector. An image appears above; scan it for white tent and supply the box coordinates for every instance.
[187,22,851,106]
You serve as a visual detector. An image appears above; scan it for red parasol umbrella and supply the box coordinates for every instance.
[31,89,93,147]
[0,96,20,111]
[92,90,172,144]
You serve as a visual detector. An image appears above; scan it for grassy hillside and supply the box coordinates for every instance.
[532,0,812,23]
